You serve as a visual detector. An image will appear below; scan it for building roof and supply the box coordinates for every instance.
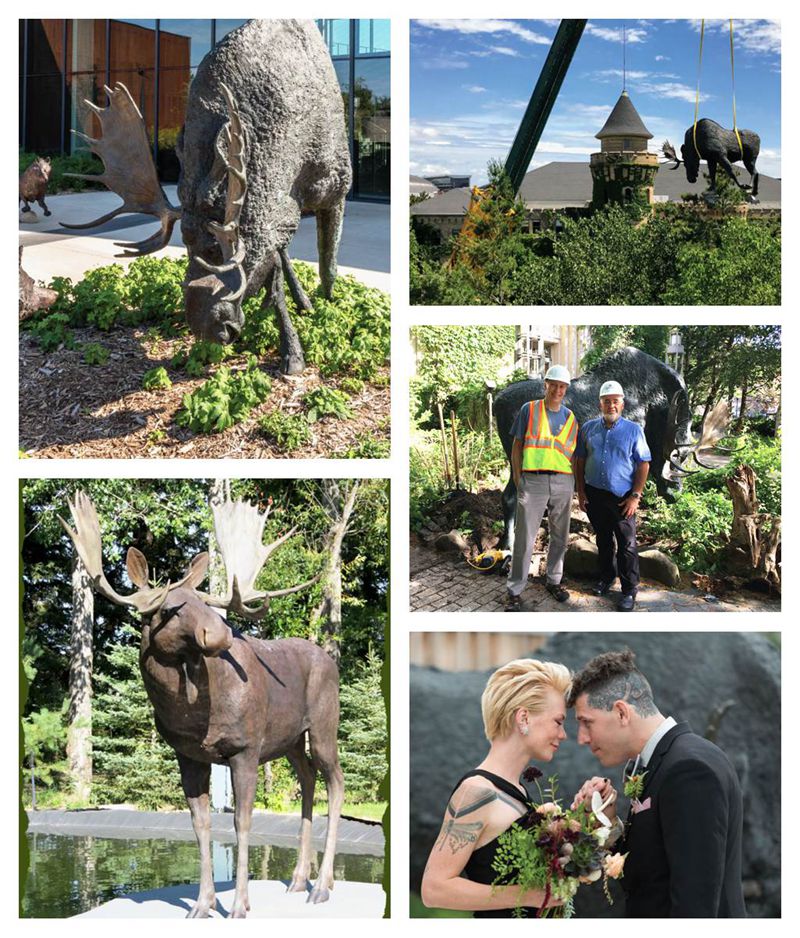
[410,175,439,196]
[595,91,653,140]
[410,162,781,215]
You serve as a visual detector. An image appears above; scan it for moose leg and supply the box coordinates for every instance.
[228,751,259,918]
[176,754,216,918]
[265,255,305,375]
[499,476,518,552]
[285,737,318,893]
[307,727,344,904]
[37,197,51,217]
[279,248,313,312]
[316,199,346,300]
[743,157,760,200]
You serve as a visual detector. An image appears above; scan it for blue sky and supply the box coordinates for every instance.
[410,19,781,184]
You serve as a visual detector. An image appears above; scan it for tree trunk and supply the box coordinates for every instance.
[67,553,93,802]
[735,377,749,433]
[311,481,360,664]
[725,465,781,589]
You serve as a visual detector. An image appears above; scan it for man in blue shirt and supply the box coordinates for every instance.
[574,381,651,611]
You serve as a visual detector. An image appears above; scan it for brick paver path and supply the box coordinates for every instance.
[409,547,779,614]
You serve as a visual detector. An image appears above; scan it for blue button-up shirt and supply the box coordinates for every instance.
[575,417,652,497]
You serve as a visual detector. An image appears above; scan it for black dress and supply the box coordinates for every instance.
[450,768,538,918]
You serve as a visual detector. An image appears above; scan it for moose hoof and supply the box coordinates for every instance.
[281,353,305,376]
[186,901,213,918]
[307,885,330,905]
[286,874,310,893]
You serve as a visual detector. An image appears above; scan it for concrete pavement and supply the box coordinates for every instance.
[20,186,390,291]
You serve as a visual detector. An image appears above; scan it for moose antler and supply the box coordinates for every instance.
[60,83,181,256]
[661,139,682,169]
[58,491,173,615]
[193,83,248,302]
[663,398,742,477]
[204,497,320,620]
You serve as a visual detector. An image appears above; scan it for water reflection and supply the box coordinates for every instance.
[23,832,383,918]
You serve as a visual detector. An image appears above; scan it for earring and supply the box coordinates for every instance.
[520,724,529,736]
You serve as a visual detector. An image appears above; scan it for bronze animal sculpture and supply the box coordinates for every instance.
[19,156,52,216]
[59,491,342,918]
[663,119,760,203]
[62,20,352,374]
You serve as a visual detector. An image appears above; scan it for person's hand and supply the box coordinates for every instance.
[571,776,615,812]
[618,494,640,519]
[577,490,588,512]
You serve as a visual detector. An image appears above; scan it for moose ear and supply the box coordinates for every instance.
[126,547,150,589]
[184,552,210,590]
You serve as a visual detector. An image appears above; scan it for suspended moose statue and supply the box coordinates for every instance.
[662,118,760,204]
[59,491,342,918]
[62,20,352,374]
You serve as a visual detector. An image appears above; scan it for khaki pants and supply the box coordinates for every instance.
[507,471,574,596]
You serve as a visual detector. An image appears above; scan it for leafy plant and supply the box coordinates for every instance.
[339,377,366,395]
[72,265,127,329]
[258,409,312,451]
[303,386,353,423]
[27,313,74,352]
[123,256,187,327]
[142,367,173,391]
[172,339,232,377]
[641,489,733,571]
[82,342,109,366]
[338,647,387,801]
[177,356,271,433]
[336,437,390,459]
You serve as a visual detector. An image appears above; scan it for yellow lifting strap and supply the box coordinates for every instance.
[693,19,744,161]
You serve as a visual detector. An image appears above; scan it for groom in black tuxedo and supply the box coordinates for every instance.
[569,650,746,918]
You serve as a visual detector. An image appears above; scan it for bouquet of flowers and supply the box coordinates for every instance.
[491,768,627,918]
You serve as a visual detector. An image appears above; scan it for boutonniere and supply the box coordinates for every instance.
[624,771,647,800]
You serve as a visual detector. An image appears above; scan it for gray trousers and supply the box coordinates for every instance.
[507,471,574,596]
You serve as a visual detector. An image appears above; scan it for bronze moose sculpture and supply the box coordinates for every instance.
[19,156,52,218]
[662,118,760,203]
[62,20,352,374]
[59,491,342,918]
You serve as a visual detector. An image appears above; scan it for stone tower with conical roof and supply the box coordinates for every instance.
[590,91,659,209]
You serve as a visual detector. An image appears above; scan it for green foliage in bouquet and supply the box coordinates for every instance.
[492,774,625,918]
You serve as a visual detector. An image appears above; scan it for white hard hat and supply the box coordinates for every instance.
[599,380,625,398]
[544,364,571,384]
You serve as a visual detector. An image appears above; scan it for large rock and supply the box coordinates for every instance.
[410,632,780,918]
[564,540,681,587]
[638,547,680,587]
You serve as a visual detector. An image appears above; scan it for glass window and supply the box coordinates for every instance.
[318,19,350,58]
[357,20,389,55]
[353,57,390,198]
[22,20,66,153]
[67,20,108,155]
[109,19,156,143]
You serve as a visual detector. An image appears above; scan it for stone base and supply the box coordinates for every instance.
[20,209,40,224]
[75,879,385,918]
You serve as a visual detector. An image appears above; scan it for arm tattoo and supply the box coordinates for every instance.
[435,785,526,854]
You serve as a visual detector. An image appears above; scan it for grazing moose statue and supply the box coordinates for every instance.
[662,118,760,203]
[494,348,735,552]
[59,491,343,918]
[62,20,352,374]
[19,156,52,218]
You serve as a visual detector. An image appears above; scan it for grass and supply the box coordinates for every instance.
[287,799,386,822]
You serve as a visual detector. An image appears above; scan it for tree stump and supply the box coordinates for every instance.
[19,245,57,320]
[725,465,780,589]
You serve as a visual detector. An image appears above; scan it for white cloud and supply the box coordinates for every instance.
[655,54,670,62]
[414,19,552,45]
[688,19,780,56]
[536,140,596,156]
[585,23,648,43]
[632,81,711,104]
[463,85,487,93]
[490,46,520,57]
[594,69,652,81]
[419,56,469,70]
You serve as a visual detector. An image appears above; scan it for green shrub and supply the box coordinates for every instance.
[172,339,232,377]
[142,367,172,391]
[303,386,353,423]
[123,256,187,326]
[641,489,733,572]
[82,342,109,366]
[336,437,390,459]
[20,151,104,193]
[177,356,271,433]
[339,377,366,395]
[27,313,74,352]
[258,410,312,451]
[72,265,127,329]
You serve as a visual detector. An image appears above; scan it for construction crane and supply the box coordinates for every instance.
[454,19,587,258]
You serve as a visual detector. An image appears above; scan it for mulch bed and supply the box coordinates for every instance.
[19,327,390,459]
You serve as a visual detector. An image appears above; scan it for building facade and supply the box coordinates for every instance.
[19,18,390,202]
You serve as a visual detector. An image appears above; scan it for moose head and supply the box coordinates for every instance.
[662,139,700,184]
[662,395,742,483]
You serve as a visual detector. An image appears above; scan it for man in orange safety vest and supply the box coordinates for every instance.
[505,365,578,611]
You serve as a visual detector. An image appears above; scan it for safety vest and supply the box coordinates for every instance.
[522,399,578,474]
